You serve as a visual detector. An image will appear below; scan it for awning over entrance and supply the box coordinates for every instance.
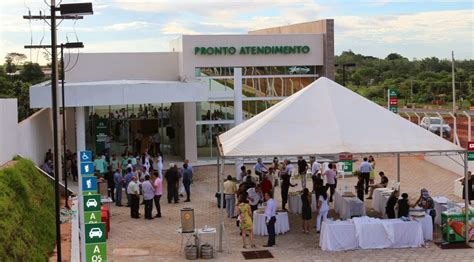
[29,79,208,108]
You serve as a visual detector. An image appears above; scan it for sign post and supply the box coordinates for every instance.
[79,150,107,261]
[339,154,353,173]
[388,89,398,113]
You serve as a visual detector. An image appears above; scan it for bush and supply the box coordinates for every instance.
[0,159,55,261]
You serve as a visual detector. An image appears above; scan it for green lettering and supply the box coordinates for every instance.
[296,46,302,53]
[283,46,289,54]
[206,47,214,55]
[200,47,206,55]
[302,46,310,54]
[214,47,222,55]
[251,46,257,54]
[288,46,295,54]
[239,46,246,55]
[245,46,251,54]
[257,46,265,54]
[222,46,228,55]
[264,46,271,54]
[275,46,282,54]
[194,47,200,55]
[229,47,236,54]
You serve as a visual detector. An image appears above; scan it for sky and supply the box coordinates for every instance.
[0,0,472,65]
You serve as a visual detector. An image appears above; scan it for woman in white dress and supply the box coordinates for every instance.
[316,186,329,233]
[157,153,163,180]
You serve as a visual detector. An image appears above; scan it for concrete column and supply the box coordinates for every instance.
[234,68,244,176]
[183,102,197,161]
[75,106,86,262]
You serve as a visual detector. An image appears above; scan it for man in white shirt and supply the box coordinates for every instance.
[127,175,140,218]
[263,192,276,247]
[358,157,373,194]
[284,159,294,176]
[246,185,262,213]
[311,160,321,177]
[323,163,337,202]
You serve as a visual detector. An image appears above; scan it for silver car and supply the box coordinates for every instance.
[420,116,451,138]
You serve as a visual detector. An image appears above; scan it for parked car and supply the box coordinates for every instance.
[89,228,103,239]
[289,66,310,74]
[420,116,451,138]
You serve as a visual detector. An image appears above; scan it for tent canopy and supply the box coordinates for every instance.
[218,77,464,157]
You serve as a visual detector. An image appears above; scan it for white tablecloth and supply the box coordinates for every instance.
[433,196,449,225]
[320,217,426,251]
[253,211,290,236]
[334,191,366,219]
[372,188,394,217]
[288,193,317,214]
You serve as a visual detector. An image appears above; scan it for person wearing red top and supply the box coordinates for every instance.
[260,175,273,196]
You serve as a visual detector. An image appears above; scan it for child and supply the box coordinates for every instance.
[355,175,365,202]
[397,193,410,218]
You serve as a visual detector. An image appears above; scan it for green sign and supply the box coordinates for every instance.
[342,160,353,173]
[85,223,106,244]
[389,89,398,97]
[389,106,398,113]
[84,195,101,212]
[85,243,107,262]
[468,152,474,161]
[194,45,310,56]
[84,211,102,224]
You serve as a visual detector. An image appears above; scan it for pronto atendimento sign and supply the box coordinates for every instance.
[194,45,310,55]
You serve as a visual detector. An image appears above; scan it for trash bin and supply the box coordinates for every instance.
[215,193,226,209]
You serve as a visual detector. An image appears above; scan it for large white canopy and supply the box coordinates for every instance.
[218,77,464,157]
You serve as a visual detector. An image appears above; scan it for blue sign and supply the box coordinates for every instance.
[82,176,97,192]
[80,151,92,163]
[80,162,94,176]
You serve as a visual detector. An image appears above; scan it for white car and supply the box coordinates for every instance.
[89,228,103,239]
[289,66,310,74]
[420,116,451,138]
[86,198,98,208]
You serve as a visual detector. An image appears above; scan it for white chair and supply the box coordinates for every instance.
[391,182,400,191]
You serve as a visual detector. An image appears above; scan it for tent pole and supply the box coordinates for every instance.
[217,155,220,192]
[218,157,226,252]
[397,153,400,185]
[463,151,469,244]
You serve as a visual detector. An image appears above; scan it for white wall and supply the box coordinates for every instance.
[18,108,53,165]
[0,99,18,165]
[65,52,180,82]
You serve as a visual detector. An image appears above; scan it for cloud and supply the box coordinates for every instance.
[335,9,473,45]
[103,21,155,31]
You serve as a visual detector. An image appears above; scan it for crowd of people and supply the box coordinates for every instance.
[220,156,338,248]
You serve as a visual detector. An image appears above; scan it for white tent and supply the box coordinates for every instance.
[218,77,463,157]
[215,77,470,251]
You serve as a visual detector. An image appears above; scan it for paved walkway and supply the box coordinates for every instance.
[105,156,473,261]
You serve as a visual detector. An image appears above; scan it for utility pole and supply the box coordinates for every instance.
[452,51,456,115]
[24,2,92,260]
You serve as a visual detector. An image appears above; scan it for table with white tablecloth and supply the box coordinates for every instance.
[288,193,317,214]
[334,191,366,219]
[372,188,394,217]
[320,217,426,251]
[253,210,290,236]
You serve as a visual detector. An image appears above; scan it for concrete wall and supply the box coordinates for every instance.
[65,52,180,82]
[18,108,53,165]
[0,99,18,165]
[249,19,335,80]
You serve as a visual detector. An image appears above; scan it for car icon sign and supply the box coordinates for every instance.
[89,228,102,239]
[86,198,98,208]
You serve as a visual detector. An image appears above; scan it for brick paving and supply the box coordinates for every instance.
[106,156,474,261]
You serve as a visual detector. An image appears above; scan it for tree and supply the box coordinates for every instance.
[20,62,45,83]
[4,53,27,74]
[386,53,404,60]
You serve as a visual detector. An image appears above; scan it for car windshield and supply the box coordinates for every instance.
[430,119,442,125]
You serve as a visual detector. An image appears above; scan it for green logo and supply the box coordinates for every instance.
[85,223,106,244]
[389,89,397,97]
[342,160,353,172]
[468,152,474,161]
[85,243,107,262]
[84,195,101,212]
[84,211,102,224]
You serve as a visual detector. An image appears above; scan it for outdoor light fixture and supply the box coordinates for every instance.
[59,3,93,15]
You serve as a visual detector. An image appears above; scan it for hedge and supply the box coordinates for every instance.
[0,158,55,261]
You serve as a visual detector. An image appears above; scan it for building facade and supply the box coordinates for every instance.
[30,19,334,161]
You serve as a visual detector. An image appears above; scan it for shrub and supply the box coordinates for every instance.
[0,159,55,261]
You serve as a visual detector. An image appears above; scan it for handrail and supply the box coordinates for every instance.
[16,154,75,195]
